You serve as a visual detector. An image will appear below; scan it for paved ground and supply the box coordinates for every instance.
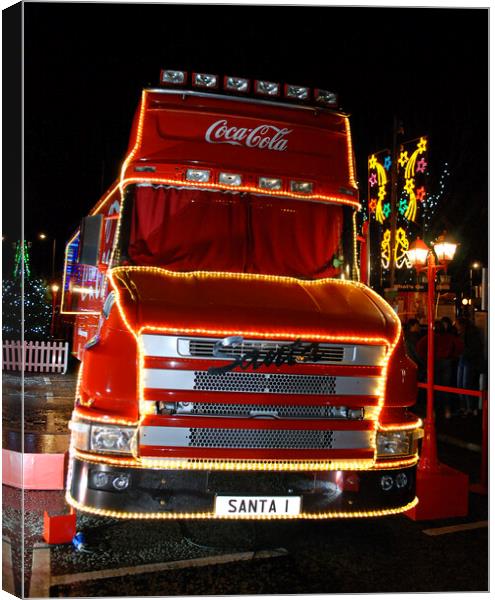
[2,370,489,597]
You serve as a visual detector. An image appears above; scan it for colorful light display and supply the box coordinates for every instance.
[367,136,432,286]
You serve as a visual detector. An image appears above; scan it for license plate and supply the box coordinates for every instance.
[215,495,301,516]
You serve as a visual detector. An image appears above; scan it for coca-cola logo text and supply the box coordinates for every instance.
[205,119,292,152]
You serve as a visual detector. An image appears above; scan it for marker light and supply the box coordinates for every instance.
[186,168,211,183]
[219,172,242,186]
[192,73,218,89]
[285,84,310,100]
[259,177,283,190]
[315,89,338,107]
[160,70,187,85]
[255,80,280,96]
[291,181,314,194]
[224,76,250,93]
[395,473,408,489]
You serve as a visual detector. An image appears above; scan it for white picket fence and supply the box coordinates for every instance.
[2,340,69,374]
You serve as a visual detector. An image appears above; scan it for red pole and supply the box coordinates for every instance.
[418,253,440,472]
[50,287,58,338]
[470,389,488,494]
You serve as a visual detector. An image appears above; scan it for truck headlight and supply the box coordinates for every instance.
[376,430,416,456]
[69,421,136,455]
[91,426,136,454]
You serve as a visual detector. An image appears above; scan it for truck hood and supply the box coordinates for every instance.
[110,267,398,344]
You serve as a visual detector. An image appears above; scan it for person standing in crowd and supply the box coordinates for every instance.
[440,316,454,334]
[454,317,485,415]
[416,320,463,418]
[403,318,425,380]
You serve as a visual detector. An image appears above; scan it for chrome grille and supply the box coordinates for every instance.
[171,402,363,419]
[188,428,334,449]
[187,339,345,364]
[193,371,337,395]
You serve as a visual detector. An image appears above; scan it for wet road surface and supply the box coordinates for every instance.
[2,370,488,596]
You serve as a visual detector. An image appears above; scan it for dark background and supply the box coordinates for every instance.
[9,3,489,283]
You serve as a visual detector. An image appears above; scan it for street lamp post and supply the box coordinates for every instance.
[50,284,60,338]
[406,234,469,520]
[407,235,457,471]
[38,233,57,279]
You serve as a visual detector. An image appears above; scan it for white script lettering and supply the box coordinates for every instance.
[205,119,292,152]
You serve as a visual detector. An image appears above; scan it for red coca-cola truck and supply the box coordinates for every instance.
[62,70,421,519]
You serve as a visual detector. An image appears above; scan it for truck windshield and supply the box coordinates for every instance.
[126,185,345,279]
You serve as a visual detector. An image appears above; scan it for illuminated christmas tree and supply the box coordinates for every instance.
[2,241,52,339]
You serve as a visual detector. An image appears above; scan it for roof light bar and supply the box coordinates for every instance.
[259,177,283,190]
[186,169,211,183]
[315,89,338,107]
[219,172,242,186]
[291,181,314,194]
[160,70,187,85]
[224,76,250,93]
[193,73,219,89]
[255,80,280,97]
[285,84,310,100]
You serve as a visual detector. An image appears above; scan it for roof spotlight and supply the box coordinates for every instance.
[255,80,280,97]
[160,70,187,85]
[193,73,219,89]
[285,84,310,100]
[314,89,338,107]
[224,76,250,93]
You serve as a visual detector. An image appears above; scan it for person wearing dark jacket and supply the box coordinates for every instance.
[454,317,485,415]
[416,320,463,418]
[404,318,425,380]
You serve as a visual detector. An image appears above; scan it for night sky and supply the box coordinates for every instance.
[15,3,488,284]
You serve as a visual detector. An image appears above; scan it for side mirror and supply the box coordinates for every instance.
[79,215,103,266]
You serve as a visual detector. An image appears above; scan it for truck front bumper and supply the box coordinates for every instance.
[67,456,417,518]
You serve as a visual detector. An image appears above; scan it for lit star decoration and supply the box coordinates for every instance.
[404,178,415,195]
[368,136,430,280]
[416,186,426,202]
[398,198,409,216]
[398,151,409,167]
[417,137,427,153]
[369,172,378,187]
[415,157,427,173]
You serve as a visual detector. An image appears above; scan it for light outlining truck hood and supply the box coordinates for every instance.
[108,266,400,346]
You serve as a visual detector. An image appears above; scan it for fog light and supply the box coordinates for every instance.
[395,473,408,489]
[92,472,110,489]
[112,474,130,491]
[380,475,394,491]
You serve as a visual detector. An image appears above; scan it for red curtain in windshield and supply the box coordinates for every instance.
[129,186,247,272]
[128,186,343,278]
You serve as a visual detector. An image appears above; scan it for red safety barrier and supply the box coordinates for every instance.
[416,382,487,496]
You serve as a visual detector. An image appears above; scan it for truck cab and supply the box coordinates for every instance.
[62,71,420,519]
